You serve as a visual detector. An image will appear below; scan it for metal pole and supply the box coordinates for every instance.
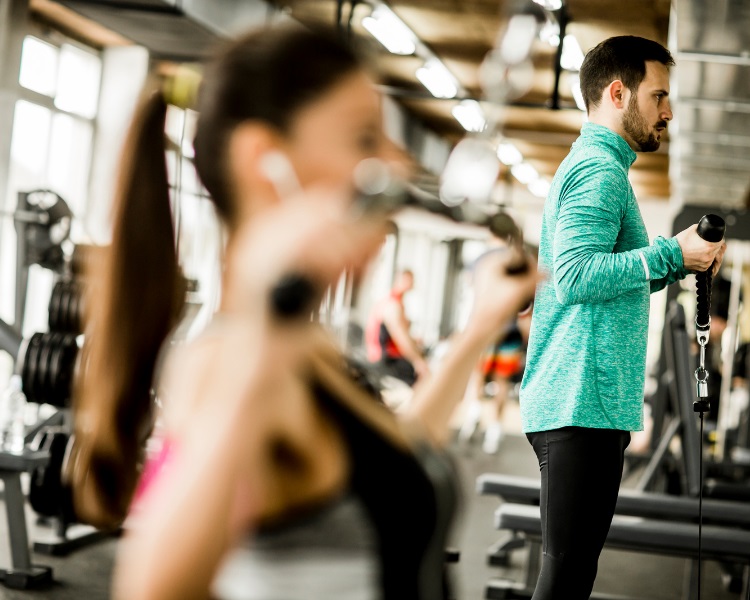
[715,243,747,460]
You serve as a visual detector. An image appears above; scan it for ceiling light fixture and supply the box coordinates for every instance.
[561,34,585,71]
[361,6,417,55]
[539,17,561,48]
[529,178,551,198]
[416,59,459,99]
[532,0,563,10]
[497,142,523,166]
[511,162,539,185]
[452,99,487,132]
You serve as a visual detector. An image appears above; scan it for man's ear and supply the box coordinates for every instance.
[606,79,628,110]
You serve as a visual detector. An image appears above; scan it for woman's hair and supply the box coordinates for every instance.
[71,23,362,528]
[194,24,361,222]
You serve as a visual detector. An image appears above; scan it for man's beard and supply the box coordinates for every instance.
[622,95,665,152]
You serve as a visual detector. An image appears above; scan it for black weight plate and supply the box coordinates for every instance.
[36,333,56,400]
[77,285,88,332]
[57,335,79,406]
[48,282,64,331]
[69,283,82,334]
[55,282,68,331]
[19,336,32,393]
[47,333,66,401]
[47,335,68,408]
[23,333,43,403]
[61,284,74,332]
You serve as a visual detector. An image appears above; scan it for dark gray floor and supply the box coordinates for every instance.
[0,433,743,599]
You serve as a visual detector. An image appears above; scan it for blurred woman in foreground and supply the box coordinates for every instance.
[70,23,539,600]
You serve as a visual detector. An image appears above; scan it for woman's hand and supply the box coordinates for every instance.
[222,186,390,318]
[468,248,543,336]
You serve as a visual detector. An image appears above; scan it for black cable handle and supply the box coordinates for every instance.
[693,213,726,600]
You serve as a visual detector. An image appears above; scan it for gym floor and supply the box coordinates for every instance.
[0,414,740,600]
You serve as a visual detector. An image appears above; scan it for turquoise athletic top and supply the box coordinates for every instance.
[519,122,689,433]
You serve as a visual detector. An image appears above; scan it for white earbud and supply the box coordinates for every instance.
[257,150,302,201]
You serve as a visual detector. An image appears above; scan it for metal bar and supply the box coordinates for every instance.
[679,156,750,171]
[549,5,567,110]
[0,318,21,360]
[679,96,750,114]
[714,243,747,460]
[679,131,750,146]
[636,417,681,492]
[14,193,28,333]
[60,0,183,14]
[0,0,29,265]
[1,472,31,570]
[677,51,750,67]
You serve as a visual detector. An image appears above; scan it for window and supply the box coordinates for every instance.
[1,34,101,334]
[164,105,223,338]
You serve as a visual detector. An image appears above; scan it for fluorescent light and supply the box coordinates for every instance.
[416,60,458,99]
[529,178,551,198]
[561,34,585,71]
[539,17,560,47]
[532,0,563,9]
[497,142,523,166]
[451,99,487,133]
[361,6,416,55]
[570,73,586,111]
[511,162,538,185]
[498,14,538,65]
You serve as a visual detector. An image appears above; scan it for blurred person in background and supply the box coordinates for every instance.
[458,217,534,453]
[365,269,430,386]
[68,23,540,600]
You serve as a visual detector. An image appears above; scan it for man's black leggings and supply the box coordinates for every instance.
[526,426,631,600]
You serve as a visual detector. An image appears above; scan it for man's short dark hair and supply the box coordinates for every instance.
[579,36,675,112]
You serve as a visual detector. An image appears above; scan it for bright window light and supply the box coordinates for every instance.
[451,100,487,133]
[529,178,551,198]
[561,34,585,71]
[532,0,563,9]
[416,60,458,99]
[570,73,586,111]
[48,113,93,216]
[10,100,51,176]
[497,142,523,166]
[361,6,416,55]
[19,37,59,97]
[55,44,102,119]
[511,162,538,185]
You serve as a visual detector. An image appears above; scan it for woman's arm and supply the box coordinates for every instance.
[405,251,540,445]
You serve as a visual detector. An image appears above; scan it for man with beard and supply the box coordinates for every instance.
[519,36,726,599]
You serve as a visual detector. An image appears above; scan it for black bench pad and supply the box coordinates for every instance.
[496,503,750,564]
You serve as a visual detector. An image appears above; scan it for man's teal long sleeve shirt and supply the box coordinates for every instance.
[520,123,688,433]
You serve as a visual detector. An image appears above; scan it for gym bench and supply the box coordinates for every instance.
[476,473,750,525]
[487,502,750,600]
